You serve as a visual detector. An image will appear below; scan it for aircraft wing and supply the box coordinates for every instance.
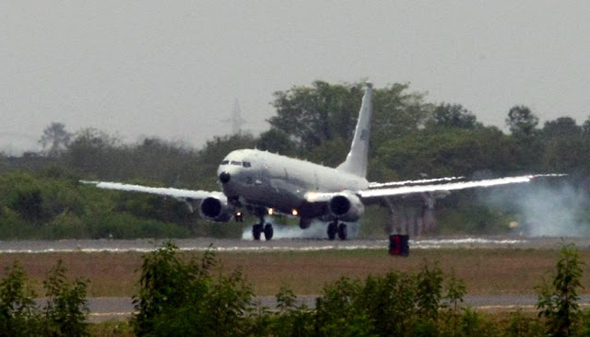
[368,176,465,189]
[359,174,565,199]
[305,174,564,203]
[80,181,214,200]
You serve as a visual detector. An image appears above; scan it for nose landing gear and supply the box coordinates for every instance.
[252,211,274,241]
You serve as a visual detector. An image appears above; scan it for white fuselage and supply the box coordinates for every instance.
[217,149,368,216]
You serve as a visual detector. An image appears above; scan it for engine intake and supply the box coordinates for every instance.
[329,192,364,222]
[200,194,233,222]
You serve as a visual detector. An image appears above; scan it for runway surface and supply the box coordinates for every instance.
[85,294,590,323]
[1,236,588,254]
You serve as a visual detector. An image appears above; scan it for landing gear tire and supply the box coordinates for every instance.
[252,223,263,240]
[264,223,274,241]
[337,223,348,240]
[327,222,337,241]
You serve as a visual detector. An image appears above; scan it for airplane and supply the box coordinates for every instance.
[83,82,563,241]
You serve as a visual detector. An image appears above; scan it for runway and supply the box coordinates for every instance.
[85,294,590,323]
[0,235,587,254]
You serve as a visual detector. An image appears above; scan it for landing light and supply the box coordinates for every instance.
[268,208,274,215]
[291,209,299,216]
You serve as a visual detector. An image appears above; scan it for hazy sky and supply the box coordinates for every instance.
[2,1,590,154]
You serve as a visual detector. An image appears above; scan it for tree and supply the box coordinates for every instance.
[429,103,479,129]
[256,129,297,156]
[505,106,544,171]
[543,137,587,173]
[582,116,590,135]
[268,81,362,152]
[370,83,432,144]
[506,106,539,137]
[543,117,581,139]
[128,137,200,186]
[375,127,516,179]
[64,128,123,179]
[39,122,72,158]
[268,81,432,158]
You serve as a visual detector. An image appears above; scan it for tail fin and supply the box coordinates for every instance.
[337,82,373,178]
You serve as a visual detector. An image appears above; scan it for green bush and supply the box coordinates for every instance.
[0,261,40,337]
[0,260,89,337]
[132,242,255,337]
[41,260,90,337]
[536,242,584,337]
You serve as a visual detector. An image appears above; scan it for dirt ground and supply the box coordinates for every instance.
[0,246,585,297]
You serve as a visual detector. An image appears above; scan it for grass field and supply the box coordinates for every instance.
[0,245,587,298]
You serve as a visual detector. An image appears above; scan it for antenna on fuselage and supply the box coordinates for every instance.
[336,82,373,178]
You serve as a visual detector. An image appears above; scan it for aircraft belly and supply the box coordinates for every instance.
[238,179,303,213]
[267,179,305,211]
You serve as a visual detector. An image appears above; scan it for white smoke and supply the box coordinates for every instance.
[241,218,360,240]
[480,179,590,237]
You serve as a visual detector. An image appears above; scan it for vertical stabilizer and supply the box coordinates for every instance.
[337,82,373,178]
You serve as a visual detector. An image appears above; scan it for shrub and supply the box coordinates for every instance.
[536,241,584,337]
[0,260,89,337]
[132,241,255,337]
[40,260,90,337]
[0,261,39,337]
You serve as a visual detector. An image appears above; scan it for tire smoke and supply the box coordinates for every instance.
[241,218,359,240]
[480,179,589,237]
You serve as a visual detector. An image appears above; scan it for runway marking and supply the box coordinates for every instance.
[89,312,134,317]
[0,238,529,254]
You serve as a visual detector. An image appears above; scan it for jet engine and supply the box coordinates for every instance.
[328,192,365,222]
[200,194,233,222]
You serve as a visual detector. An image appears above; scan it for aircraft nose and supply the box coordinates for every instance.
[219,171,231,184]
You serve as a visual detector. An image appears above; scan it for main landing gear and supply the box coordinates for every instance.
[327,221,347,241]
[252,213,273,241]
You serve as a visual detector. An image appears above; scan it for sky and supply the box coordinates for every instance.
[2,1,590,155]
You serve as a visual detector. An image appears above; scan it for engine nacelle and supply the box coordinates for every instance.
[328,192,365,222]
[199,194,233,222]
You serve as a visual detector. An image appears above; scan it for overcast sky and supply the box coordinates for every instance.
[2,1,590,154]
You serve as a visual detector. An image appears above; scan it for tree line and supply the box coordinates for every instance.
[1,80,589,239]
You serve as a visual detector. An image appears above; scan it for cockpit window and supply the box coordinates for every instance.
[243,161,251,168]
[221,160,229,165]
[230,160,242,166]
